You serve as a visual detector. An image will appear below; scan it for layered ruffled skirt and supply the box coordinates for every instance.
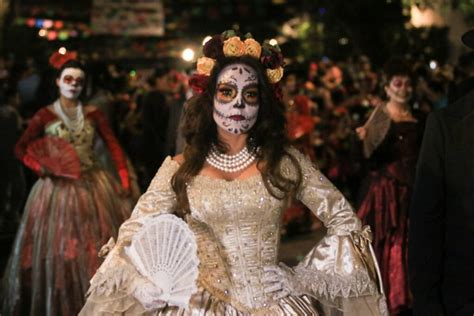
[357,166,412,314]
[2,168,132,316]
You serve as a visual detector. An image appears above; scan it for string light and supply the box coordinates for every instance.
[58,31,69,41]
[43,19,53,29]
[38,29,47,37]
[47,31,57,41]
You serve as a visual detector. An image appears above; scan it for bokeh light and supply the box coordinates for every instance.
[181,48,195,62]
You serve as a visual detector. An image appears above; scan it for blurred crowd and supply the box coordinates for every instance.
[3,49,474,315]
[2,51,472,234]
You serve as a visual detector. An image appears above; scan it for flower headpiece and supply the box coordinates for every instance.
[49,51,78,70]
[190,30,285,96]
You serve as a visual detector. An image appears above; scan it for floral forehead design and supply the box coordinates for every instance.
[189,30,285,96]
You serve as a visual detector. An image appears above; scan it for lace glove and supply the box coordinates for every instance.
[262,263,307,300]
[130,276,167,312]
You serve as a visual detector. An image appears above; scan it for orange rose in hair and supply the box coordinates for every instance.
[196,57,216,76]
[244,38,262,58]
[223,36,245,57]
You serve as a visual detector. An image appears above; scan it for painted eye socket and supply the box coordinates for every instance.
[243,87,259,105]
[216,84,237,102]
[391,77,412,89]
[63,75,84,86]
[392,80,403,88]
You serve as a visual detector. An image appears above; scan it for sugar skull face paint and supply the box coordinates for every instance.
[57,68,85,100]
[385,75,412,104]
[213,63,259,135]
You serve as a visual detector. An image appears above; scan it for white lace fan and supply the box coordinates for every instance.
[124,214,199,309]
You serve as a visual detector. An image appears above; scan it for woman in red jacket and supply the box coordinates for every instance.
[2,52,133,316]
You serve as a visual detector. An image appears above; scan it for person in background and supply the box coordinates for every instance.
[2,52,134,316]
[409,29,474,316]
[356,58,423,315]
[140,64,172,186]
[0,88,25,233]
[447,50,474,104]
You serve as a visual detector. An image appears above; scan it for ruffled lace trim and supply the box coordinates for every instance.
[378,294,389,316]
[86,249,136,297]
[294,266,379,301]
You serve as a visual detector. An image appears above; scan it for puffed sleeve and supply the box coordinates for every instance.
[80,157,179,315]
[283,147,388,315]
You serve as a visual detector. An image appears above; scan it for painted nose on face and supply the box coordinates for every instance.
[233,99,245,109]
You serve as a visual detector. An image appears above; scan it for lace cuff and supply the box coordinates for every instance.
[80,291,147,315]
[83,238,167,315]
[86,240,137,298]
[294,226,388,314]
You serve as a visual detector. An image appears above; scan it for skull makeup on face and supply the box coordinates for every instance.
[57,68,85,100]
[213,63,259,135]
[385,75,412,104]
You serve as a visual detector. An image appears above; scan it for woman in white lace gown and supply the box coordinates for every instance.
[80,32,387,315]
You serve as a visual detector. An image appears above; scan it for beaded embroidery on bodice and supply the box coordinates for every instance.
[188,174,284,310]
[44,119,97,169]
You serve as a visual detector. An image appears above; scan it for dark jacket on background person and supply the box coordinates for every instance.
[409,88,474,316]
[141,89,169,184]
[447,75,474,104]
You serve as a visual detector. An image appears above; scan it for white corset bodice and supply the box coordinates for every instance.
[188,175,283,310]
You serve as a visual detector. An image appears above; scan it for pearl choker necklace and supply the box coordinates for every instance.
[206,144,258,173]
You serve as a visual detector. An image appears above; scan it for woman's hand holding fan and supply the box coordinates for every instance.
[130,276,167,311]
[355,126,367,140]
[26,136,81,180]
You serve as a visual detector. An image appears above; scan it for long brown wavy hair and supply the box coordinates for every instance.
[171,56,302,216]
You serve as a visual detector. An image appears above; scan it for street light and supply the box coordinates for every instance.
[182,48,195,62]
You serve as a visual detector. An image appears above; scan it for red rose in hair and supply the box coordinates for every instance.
[189,73,210,94]
[49,51,78,69]
[203,35,224,60]
[272,83,283,101]
[261,50,284,69]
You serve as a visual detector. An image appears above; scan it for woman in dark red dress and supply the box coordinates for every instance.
[2,53,134,315]
[356,59,423,315]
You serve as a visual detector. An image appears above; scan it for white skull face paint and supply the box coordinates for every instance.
[57,68,85,100]
[213,63,259,135]
[385,75,412,104]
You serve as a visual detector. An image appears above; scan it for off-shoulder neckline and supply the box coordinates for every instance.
[166,156,262,184]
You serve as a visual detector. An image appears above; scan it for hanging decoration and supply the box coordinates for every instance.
[91,0,165,36]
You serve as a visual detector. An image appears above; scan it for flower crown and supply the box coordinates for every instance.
[49,51,78,70]
[190,30,284,95]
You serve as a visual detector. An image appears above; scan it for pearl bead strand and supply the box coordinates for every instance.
[206,144,258,173]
